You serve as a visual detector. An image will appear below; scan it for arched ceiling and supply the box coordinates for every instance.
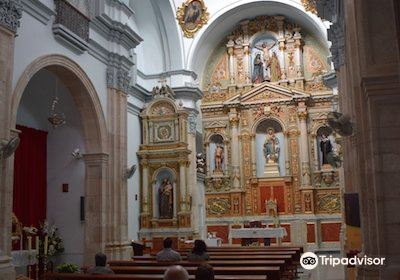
[186,0,330,84]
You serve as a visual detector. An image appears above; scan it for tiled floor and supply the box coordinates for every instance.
[299,253,345,280]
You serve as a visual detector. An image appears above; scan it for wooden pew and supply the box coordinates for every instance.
[110,266,281,280]
[45,272,268,280]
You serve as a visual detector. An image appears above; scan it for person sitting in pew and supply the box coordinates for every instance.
[195,263,214,280]
[188,240,210,261]
[164,265,189,280]
[157,237,182,262]
[87,253,114,275]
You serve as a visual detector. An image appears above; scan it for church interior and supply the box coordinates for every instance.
[0,0,399,279]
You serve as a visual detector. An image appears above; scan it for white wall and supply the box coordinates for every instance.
[127,104,142,241]
[16,69,85,266]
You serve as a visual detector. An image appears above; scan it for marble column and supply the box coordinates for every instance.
[293,27,303,77]
[240,20,251,85]
[275,16,287,80]
[205,142,211,176]
[0,2,22,279]
[284,132,291,175]
[141,160,149,213]
[227,38,235,85]
[298,105,311,188]
[251,134,257,177]
[229,110,240,189]
[179,159,187,211]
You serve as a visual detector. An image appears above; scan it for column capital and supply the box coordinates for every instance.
[0,0,22,34]
[297,111,308,121]
[83,153,109,163]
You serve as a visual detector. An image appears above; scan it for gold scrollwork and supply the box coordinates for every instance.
[176,0,209,38]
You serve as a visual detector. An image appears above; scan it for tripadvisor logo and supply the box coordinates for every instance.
[300,252,318,270]
[300,252,386,270]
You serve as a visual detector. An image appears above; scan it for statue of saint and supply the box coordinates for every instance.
[320,134,333,165]
[252,53,264,84]
[214,144,224,172]
[158,178,173,219]
[269,52,281,82]
[264,128,280,163]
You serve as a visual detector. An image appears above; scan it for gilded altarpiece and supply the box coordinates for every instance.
[201,15,342,248]
[138,88,194,240]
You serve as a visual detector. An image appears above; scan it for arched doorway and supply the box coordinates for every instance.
[9,55,107,265]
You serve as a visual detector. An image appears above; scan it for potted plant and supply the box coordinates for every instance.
[56,263,78,273]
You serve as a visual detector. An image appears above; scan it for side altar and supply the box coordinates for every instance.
[201,15,343,250]
[137,85,196,243]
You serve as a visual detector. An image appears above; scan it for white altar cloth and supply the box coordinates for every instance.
[205,238,222,247]
[11,250,36,267]
[229,228,287,239]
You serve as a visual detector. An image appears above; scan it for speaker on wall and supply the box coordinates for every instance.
[80,196,85,221]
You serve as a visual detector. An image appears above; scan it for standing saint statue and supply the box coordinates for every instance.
[214,144,224,172]
[158,178,173,219]
[264,128,280,163]
[252,53,264,84]
[269,52,281,82]
[320,134,333,165]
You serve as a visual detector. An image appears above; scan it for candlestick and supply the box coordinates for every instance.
[28,236,32,251]
[44,236,48,255]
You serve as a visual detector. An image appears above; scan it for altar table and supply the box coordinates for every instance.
[229,228,287,245]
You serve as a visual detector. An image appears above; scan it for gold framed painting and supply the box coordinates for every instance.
[176,0,209,38]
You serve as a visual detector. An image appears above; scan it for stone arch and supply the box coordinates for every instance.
[10,54,108,264]
[11,54,107,154]
[252,116,286,134]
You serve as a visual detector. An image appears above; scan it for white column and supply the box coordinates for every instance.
[227,38,235,85]
[205,142,211,176]
[284,132,290,175]
[142,162,149,212]
[251,134,257,177]
[294,27,303,77]
[298,105,311,187]
[223,139,229,174]
[179,160,187,211]
[275,16,287,80]
[229,110,240,189]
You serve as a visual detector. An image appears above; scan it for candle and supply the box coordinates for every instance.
[35,236,39,254]
[28,236,32,251]
[44,236,48,255]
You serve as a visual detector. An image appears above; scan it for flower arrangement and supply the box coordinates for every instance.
[56,263,78,273]
[38,220,64,256]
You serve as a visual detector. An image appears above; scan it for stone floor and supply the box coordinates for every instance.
[299,252,345,280]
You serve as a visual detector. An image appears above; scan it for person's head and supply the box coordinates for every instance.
[163,237,173,249]
[192,239,207,255]
[195,264,215,280]
[164,265,189,280]
[95,253,107,267]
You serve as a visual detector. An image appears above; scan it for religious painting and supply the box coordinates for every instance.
[158,178,174,219]
[176,0,209,38]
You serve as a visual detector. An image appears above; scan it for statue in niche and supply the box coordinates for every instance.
[252,53,264,83]
[320,134,333,165]
[214,144,224,172]
[269,52,281,82]
[253,40,276,82]
[158,178,173,219]
[264,128,280,163]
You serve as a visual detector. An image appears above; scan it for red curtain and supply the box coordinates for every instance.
[13,125,47,228]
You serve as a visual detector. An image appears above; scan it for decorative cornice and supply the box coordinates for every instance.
[0,0,22,33]
[21,0,54,24]
[53,23,89,53]
[129,83,151,103]
[173,86,204,102]
[137,69,198,80]
[127,102,142,116]
[322,71,337,89]
[90,13,142,50]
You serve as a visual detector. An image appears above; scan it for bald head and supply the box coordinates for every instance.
[164,265,189,280]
